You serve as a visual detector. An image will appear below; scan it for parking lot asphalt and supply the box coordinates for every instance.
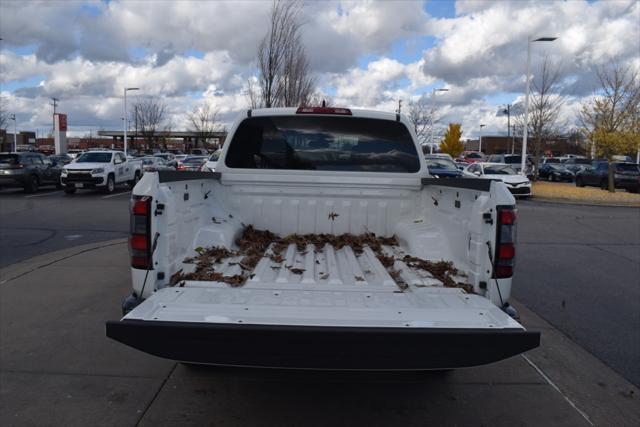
[514,200,640,387]
[0,186,130,267]
[1,240,638,426]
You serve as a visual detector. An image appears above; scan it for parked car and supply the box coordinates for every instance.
[486,154,533,175]
[424,155,462,178]
[562,157,592,174]
[140,156,175,174]
[201,151,221,172]
[464,162,532,197]
[460,151,485,164]
[154,152,178,168]
[107,106,538,369]
[538,163,575,182]
[0,152,63,193]
[61,150,142,194]
[48,154,73,165]
[576,161,640,193]
[540,157,564,164]
[177,156,208,171]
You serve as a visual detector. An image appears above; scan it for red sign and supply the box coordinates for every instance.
[55,114,67,132]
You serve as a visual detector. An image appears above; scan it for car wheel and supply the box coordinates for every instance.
[550,174,555,182]
[55,181,63,190]
[576,177,584,187]
[129,171,141,188]
[24,175,39,193]
[64,186,76,194]
[104,174,115,194]
[600,179,608,190]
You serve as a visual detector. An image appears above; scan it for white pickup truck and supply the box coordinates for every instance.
[107,107,539,370]
[62,150,142,194]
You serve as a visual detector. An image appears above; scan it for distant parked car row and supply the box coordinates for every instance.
[576,161,639,193]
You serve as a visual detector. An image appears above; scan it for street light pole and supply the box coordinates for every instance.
[479,124,486,153]
[521,36,557,175]
[123,87,139,156]
[430,87,449,154]
[10,114,17,152]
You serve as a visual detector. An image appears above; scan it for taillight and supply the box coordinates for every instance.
[129,195,152,269]
[296,107,352,115]
[494,206,517,278]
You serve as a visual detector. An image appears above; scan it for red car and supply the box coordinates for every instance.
[460,151,485,163]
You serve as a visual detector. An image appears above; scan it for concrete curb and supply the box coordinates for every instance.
[0,238,127,285]
[528,197,640,208]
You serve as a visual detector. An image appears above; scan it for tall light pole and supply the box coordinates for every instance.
[430,87,449,154]
[502,104,511,153]
[123,87,139,155]
[9,114,17,152]
[521,36,557,174]
[479,124,486,153]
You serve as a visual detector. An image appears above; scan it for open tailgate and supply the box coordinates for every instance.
[107,286,539,370]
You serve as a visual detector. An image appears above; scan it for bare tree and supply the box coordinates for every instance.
[307,91,333,107]
[0,95,8,130]
[251,0,316,108]
[132,96,167,150]
[513,57,565,179]
[579,62,640,191]
[407,97,431,146]
[188,102,223,150]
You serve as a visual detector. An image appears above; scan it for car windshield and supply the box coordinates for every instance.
[225,116,420,173]
[425,158,458,171]
[0,154,19,164]
[573,159,591,164]
[484,165,517,175]
[209,153,220,161]
[184,157,207,163]
[548,164,565,170]
[154,154,169,159]
[504,156,522,164]
[466,153,482,158]
[76,152,112,163]
[142,158,155,165]
[616,163,639,172]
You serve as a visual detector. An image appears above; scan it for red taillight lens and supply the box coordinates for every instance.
[500,209,516,225]
[130,234,148,251]
[132,198,149,215]
[495,206,517,278]
[498,243,515,260]
[129,195,152,269]
[296,107,352,115]
[495,265,513,277]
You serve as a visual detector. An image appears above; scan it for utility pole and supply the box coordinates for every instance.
[396,99,402,114]
[51,97,59,135]
[503,104,511,154]
[512,124,516,154]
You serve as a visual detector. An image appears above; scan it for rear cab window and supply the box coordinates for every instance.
[225,116,420,173]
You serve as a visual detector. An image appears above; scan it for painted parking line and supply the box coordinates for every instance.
[102,191,131,199]
[25,191,63,198]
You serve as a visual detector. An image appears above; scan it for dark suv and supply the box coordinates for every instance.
[0,152,63,193]
[576,161,639,193]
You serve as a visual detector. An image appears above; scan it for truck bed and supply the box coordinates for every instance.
[177,236,469,292]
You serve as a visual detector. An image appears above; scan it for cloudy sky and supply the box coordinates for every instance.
[1,0,638,140]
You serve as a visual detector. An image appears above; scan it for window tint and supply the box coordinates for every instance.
[504,156,521,164]
[484,165,517,174]
[77,152,113,163]
[30,155,44,165]
[615,163,639,172]
[225,116,420,173]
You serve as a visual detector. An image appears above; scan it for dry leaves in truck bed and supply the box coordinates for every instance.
[172,225,472,292]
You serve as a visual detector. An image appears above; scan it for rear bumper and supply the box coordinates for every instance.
[106,319,540,370]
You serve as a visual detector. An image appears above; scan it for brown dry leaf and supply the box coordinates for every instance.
[288,267,306,275]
